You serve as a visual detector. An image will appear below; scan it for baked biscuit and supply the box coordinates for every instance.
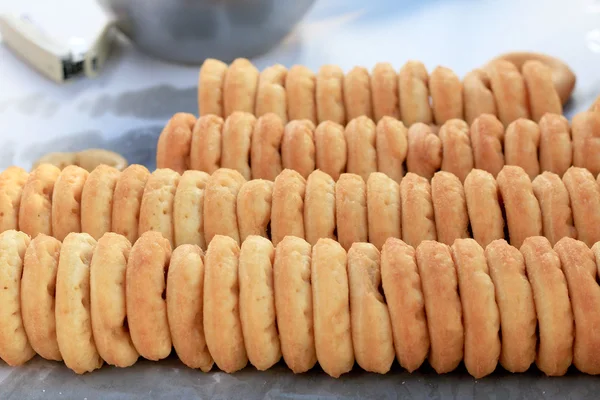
[590,95,600,112]
[0,166,28,232]
[190,114,224,174]
[375,117,407,184]
[538,113,572,177]
[52,165,89,241]
[345,116,377,182]
[399,61,433,126]
[138,168,180,246]
[18,164,60,238]
[223,58,259,117]
[431,171,469,245]
[32,152,77,171]
[81,165,121,240]
[572,111,600,176]
[203,168,246,245]
[462,69,497,125]
[236,179,273,242]
[55,233,103,373]
[271,169,306,246]
[504,118,541,179]
[273,236,316,373]
[430,66,463,124]
[221,112,256,180]
[238,236,280,370]
[173,170,210,249]
[255,64,288,123]
[281,119,316,179]
[470,114,505,177]
[75,149,128,173]
[438,119,473,183]
[520,236,573,376]
[111,164,150,243]
[415,241,463,374]
[304,170,336,245]
[451,239,500,378]
[126,231,172,361]
[251,113,284,181]
[314,121,347,181]
[156,113,196,173]
[487,60,529,125]
[464,169,504,247]
[343,66,373,120]
[532,172,576,246]
[336,173,368,250]
[198,58,228,116]
[370,62,399,121]
[563,167,600,247]
[367,172,401,249]
[167,244,213,371]
[316,65,345,124]
[310,239,353,377]
[522,60,562,122]
[285,65,317,124]
[406,122,442,180]
[90,233,138,367]
[400,173,436,247]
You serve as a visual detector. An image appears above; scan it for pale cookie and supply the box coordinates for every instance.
[415,241,463,374]
[281,119,316,179]
[451,239,500,378]
[572,111,600,176]
[251,113,284,181]
[271,169,306,246]
[81,165,121,240]
[55,233,103,373]
[336,173,368,250]
[431,171,469,245]
[367,172,401,249]
[156,112,196,173]
[563,167,600,247]
[126,231,172,361]
[255,64,288,123]
[316,64,345,124]
[273,236,316,373]
[52,165,89,241]
[487,59,530,125]
[190,114,224,174]
[198,58,228,116]
[343,66,373,120]
[430,66,463,124]
[371,62,400,121]
[203,168,246,245]
[221,111,256,180]
[504,118,541,179]
[18,164,60,238]
[75,149,128,173]
[532,172,576,246]
[238,236,281,370]
[380,238,429,372]
[470,114,505,177]
[538,113,572,177]
[345,116,377,182]
[591,95,600,113]
[376,117,408,184]
[0,231,33,366]
[237,179,273,242]
[400,173,436,248]
[522,60,562,122]
[32,152,77,171]
[0,166,28,232]
[223,58,259,117]
[304,170,336,245]
[314,121,347,181]
[463,69,497,125]
[138,168,180,246]
[520,236,573,376]
[167,244,213,371]
[90,233,139,367]
[111,164,150,243]
[286,65,317,124]
[438,119,473,183]
[173,170,210,249]
[497,166,543,249]
[399,60,433,126]
[311,238,353,377]
[464,169,505,247]
[406,122,442,180]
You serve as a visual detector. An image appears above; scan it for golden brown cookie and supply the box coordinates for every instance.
[271,169,306,246]
[285,65,317,124]
[223,58,259,117]
[572,111,600,177]
[415,241,463,374]
[52,165,89,242]
[487,59,530,125]
[81,165,121,240]
[251,113,284,181]
[462,69,497,125]
[55,232,103,373]
[90,232,139,367]
[336,173,368,250]
[406,122,442,180]
[304,170,336,245]
[273,236,316,373]
[590,95,600,113]
[281,119,316,179]
[438,119,473,183]
[75,149,128,173]
[367,172,401,249]
[430,66,463,124]
[198,58,228,116]
[32,152,77,171]
[238,236,280,370]
[173,170,210,249]
[431,171,469,245]
[464,169,505,247]
[0,166,28,232]
[375,116,407,184]
[343,66,373,120]
[399,61,433,126]
[138,168,180,246]
[470,114,505,177]
[221,112,256,180]
[370,62,399,121]
[236,179,273,242]
[316,64,345,124]
[522,60,562,122]
[314,121,347,181]
[126,231,172,361]
[311,238,353,377]
[538,113,572,177]
[485,239,536,373]
[255,64,288,123]
[345,116,377,182]
[167,244,213,371]
[520,236,573,376]
[532,172,576,246]
[563,167,600,247]
[156,113,196,173]
[190,114,224,174]
[111,164,150,243]
[504,118,541,179]
[400,173,436,248]
[18,164,60,238]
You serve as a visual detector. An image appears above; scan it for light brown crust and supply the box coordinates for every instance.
[504,118,541,179]
[532,172,576,246]
[538,113,572,177]
[238,236,280,371]
[167,244,213,371]
[370,62,399,121]
[75,149,128,173]
[316,65,345,124]
[281,120,316,179]
[555,238,600,375]
[190,114,224,174]
[485,239,536,373]
[236,179,273,242]
[285,65,317,124]
[470,114,505,178]
[572,111,600,177]
[310,239,353,377]
[345,116,377,182]
[563,167,600,247]
[399,61,432,126]
[55,233,103,373]
[223,58,259,117]
[255,64,288,123]
[314,121,347,181]
[464,169,505,247]
[367,172,401,249]
[271,169,306,246]
[415,241,463,374]
[90,233,138,367]
[173,170,210,249]
[406,122,442,180]
[198,58,228,116]
[304,170,336,245]
[430,66,463,124]
[138,168,180,247]
[335,173,367,250]
[51,165,89,242]
[451,239,500,378]
[343,66,373,120]
[375,117,407,184]
[400,173,436,248]
[156,113,196,173]
[462,69,497,125]
[0,166,28,232]
[251,113,284,181]
[111,164,150,244]
[522,60,562,122]
[431,171,469,245]
[520,236,573,376]
[126,231,172,361]
[496,166,543,249]
[18,164,60,238]
[81,165,120,240]
[273,236,316,373]
[438,119,473,183]
[487,60,529,125]
[221,111,256,180]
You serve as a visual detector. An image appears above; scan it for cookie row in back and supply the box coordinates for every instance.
[2,229,598,379]
[156,110,600,184]
[198,57,566,127]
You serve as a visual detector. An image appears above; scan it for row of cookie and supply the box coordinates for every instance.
[2,229,597,379]
[198,57,566,128]
[157,110,600,184]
